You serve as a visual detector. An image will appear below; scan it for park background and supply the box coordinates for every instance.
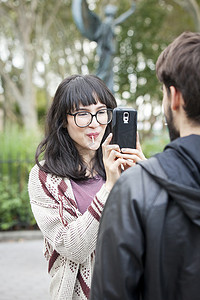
[0,0,199,231]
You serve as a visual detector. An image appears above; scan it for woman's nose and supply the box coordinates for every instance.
[89,115,99,127]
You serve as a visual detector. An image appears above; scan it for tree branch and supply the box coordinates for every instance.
[43,0,63,36]
[0,60,23,106]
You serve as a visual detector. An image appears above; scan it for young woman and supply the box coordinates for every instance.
[28,74,145,300]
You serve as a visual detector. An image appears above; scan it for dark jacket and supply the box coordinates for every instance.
[90,135,200,300]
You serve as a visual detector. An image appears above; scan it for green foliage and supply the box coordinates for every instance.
[115,0,168,103]
[0,177,36,231]
[0,126,42,231]
[142,129,170,158]
[0,125,42,160]
[108,0,197,111]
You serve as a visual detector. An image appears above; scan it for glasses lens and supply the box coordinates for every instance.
[96,109,112,125]
[75,112,91,127]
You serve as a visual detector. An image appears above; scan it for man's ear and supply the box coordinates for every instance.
[169,86,182,111]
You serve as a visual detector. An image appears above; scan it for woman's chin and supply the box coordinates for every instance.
[88,141,101,150]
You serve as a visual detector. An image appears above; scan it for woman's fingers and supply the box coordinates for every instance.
[136,132,146,157]
[102,132,146,190]
[102,133,113,147]
[121,149,146,160]
[102,133,126,191]
[136,131,140,147]
[102,133,120,159]
[104,156,128,191]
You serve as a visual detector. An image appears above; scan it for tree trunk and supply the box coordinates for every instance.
[20,45,38,130]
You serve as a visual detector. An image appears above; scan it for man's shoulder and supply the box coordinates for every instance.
[108,157,168,219]
[121,156,166,180]
[117,157,168,204]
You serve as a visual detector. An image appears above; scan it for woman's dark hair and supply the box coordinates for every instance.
[35,74,117,180]
[156,31,200,123]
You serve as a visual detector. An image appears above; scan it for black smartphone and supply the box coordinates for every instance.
[112,107,137,149]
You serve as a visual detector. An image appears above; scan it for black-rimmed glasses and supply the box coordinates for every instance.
[67,108,113,128]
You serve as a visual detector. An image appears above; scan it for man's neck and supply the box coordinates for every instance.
[180,123,200,137]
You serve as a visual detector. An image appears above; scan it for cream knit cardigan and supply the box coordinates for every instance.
[28,163,109,300]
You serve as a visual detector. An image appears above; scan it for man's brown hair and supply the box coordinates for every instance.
[156,31,200,123]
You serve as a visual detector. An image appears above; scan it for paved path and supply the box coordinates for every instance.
[0,238,51,300]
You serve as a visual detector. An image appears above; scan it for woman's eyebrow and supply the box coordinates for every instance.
[75,108,88,111]
[97,105,107,109]
[77,105,107,111]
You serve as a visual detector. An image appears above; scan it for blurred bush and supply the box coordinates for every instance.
[0,177,37,230]
[142,129,169,158]
[0,126,42,231]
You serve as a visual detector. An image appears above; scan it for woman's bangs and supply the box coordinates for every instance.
[68,83,98,112]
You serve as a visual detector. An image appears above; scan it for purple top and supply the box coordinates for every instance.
[70,175,105,214]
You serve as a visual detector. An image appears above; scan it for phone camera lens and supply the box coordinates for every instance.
[123,112,129,123]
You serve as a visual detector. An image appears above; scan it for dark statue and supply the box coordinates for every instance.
[72,0,136,93]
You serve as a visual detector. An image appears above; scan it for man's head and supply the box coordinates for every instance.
[156,31,200,140]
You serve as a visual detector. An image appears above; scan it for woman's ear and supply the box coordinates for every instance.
[169,86,182,111]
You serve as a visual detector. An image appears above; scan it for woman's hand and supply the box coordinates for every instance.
[102,133,126,192]
[120,132,146,171]
[102,132,146,191]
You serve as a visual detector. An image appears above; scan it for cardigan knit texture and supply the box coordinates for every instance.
[28,163,109,300]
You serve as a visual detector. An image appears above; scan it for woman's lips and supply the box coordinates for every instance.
[87,133,99,140]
